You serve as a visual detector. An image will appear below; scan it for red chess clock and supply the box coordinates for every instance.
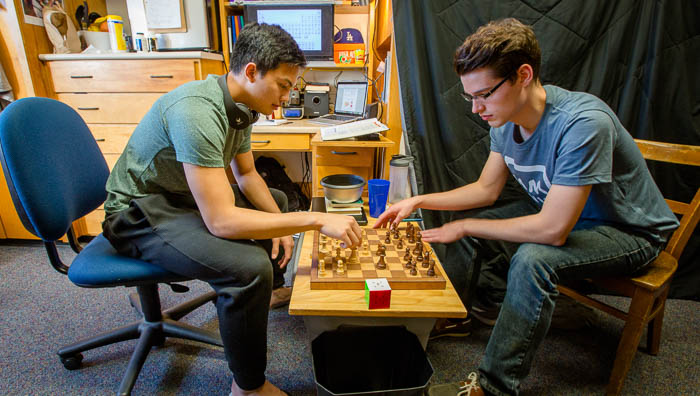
[365,278,391,309]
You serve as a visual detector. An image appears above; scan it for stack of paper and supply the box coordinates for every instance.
[320,118,389,141]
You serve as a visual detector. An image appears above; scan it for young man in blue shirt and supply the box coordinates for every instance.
[375,18,678,396]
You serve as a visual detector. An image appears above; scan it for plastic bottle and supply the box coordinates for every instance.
[106,15,127,52]
[134,32,146,52]
[388,155,414,204]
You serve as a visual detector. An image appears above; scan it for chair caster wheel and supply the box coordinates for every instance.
[61,353,83,370]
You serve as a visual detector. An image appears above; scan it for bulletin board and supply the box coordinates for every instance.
[143,0,187,33]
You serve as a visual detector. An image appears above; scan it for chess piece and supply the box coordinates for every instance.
[407,231,415,244]
[403,247,411,262]
[422,250,431,268]
[427,260,436,277]
[376,254,386,269]
[413,241,422,256]
[336,259,345,276]
[335,247,342,261]
[318,259,326,276]
[416,232,422,244]
[410,266,418,276]
[405,256,413,269]
[349,246,359,264]
[363,239,370,255]
[376,243,386,256]
[397,238,404,250]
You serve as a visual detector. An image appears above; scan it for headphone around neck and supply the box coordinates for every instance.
[217,74,259,129]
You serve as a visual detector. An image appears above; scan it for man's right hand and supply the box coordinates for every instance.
[318,213,362,248]
[374,197,418,229]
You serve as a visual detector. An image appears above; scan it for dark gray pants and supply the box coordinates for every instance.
[103,186,288,390]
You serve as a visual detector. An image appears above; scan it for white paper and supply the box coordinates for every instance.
[144,0,182,29]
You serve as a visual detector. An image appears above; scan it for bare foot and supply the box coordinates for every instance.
[231,380,287,396]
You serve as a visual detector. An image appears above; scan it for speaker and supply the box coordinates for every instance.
[304,91,329,118]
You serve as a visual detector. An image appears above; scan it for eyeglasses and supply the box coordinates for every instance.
[461,76,509,103]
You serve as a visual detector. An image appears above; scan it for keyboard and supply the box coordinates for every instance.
[322,114,358,121]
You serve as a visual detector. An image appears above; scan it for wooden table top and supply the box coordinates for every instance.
[288,209,467,318]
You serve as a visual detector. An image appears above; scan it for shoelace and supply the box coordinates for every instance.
[456,372,480,396]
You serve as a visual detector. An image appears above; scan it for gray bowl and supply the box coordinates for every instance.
[320,174,365,203]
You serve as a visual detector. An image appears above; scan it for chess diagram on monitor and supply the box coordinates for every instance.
[310,222,447,290]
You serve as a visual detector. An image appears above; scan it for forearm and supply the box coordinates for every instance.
[456,214,568,246]
[415,182,498,212]
[236,172,282,213]
[210,207,322,240]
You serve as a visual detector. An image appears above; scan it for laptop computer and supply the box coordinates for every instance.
[309,81,368,125]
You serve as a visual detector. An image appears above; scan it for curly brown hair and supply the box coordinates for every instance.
[454,18,541,82]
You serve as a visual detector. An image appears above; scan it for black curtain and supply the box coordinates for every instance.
[393,0,700,299]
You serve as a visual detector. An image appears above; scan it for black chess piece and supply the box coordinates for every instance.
[422,250,431,268]
[376,254,386,269]
[384,233,391,244]
[397,238,404,250]
[410,266,418,276]
[427,261,435,276]
[413,241,422,256]
[403,247,411,262]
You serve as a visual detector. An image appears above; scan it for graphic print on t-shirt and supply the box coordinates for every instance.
[504,155,551,204]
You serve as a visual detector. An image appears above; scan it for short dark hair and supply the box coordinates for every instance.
[454,18,541,81]
[229,23,307,76]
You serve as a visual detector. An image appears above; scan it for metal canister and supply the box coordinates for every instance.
[147,38,157,52]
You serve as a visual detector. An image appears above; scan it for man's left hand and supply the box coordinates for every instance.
[271,235,295,268]
[420,221,464,244]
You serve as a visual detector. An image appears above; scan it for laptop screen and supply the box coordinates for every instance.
[334,82,368,116]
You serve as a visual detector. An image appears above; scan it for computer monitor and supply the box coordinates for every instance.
[244,4,334,61]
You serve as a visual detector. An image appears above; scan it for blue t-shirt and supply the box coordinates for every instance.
[490,85,678,243]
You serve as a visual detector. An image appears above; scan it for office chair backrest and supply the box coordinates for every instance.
[0,97,109,241]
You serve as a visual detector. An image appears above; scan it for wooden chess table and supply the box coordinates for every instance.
[288,199,467,348]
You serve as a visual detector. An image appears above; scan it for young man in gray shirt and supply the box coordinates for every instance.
[103,24,361,395]
[375,18,678,396]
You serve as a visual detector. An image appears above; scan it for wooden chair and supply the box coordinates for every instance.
[558,139,700,396]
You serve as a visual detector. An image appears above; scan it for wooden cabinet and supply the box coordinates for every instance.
[311,134,394,198]
[41,54,224,237]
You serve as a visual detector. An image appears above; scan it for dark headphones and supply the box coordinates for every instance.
[217,74,259,129]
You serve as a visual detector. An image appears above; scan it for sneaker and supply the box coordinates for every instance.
[469,300,500,326]
[270,286,292,309]
[429,317,472,340]
[428,372,485,396]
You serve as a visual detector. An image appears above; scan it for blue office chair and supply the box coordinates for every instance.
[0,97,223,395]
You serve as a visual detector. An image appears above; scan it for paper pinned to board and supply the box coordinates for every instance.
[144,0,185,30]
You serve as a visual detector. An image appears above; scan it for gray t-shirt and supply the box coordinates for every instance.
[490,85,678,243]
[104,74,251,215]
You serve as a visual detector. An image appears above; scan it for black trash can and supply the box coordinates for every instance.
[312,325,434,396]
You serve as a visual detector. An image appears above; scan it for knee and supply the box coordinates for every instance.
[508,244,558,292]
[269,188,288,213]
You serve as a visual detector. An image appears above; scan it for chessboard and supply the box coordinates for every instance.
[310,222,447,290]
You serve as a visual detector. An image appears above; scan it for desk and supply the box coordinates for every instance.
[289,206,467,348]
[252,120,394,198]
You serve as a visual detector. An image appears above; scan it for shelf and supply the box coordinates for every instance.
[306,61,366,70]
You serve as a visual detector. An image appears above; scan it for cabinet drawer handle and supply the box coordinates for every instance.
[251,140,272,144]
[78,107,99,110]
[70,75,93,79]
[330,150,358,155]
[150,75,174,79]
[95,138,106,142]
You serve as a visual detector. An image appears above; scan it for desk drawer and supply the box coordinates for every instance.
[90,125,134,154]
[58,93,161,124]
[315,146,374,167]
[48,60,196,93]
[251,133,310,151]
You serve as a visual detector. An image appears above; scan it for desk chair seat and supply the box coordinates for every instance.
[0,97,223,396]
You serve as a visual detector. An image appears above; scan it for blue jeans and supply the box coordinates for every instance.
[441,200,663,396]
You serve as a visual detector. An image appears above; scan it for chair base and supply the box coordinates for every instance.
[57,285,222,396]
